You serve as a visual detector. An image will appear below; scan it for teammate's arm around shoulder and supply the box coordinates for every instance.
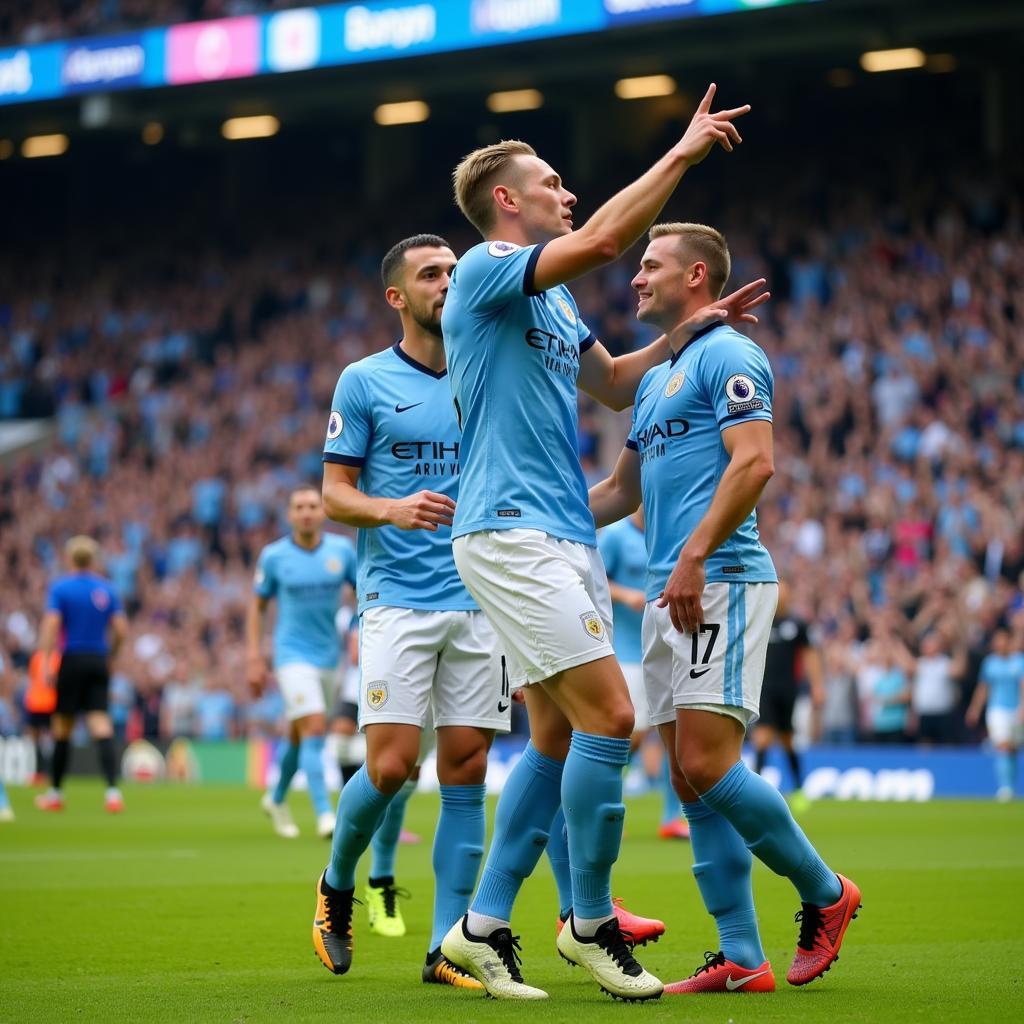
[322,462,454,532]
[589,444,642,530]
[532,84,749,293]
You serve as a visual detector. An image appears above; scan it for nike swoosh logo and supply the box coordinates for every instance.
[497,702,509,712]
[395,402,423,413]
[725,970,770,990]
[689,667,711,679]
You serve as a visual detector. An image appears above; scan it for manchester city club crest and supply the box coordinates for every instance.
[324,556,342,575]
[326,410,343,439]
[556,297,577,324]
[580,611,606,642]
[366,681,389,709]
[665,370,685,397]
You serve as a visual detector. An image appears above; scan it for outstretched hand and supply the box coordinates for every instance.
[674,83,751,166]
[669,279,771,348]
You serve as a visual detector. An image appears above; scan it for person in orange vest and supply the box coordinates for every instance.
[24,650,60,785]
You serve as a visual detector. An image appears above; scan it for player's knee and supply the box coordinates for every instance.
[439,744,488,786]
[679,748,726,795]
[367,750,415,795]
[603,701,635,739]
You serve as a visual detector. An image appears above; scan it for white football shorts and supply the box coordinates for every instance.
[986,706,1024,747]
[621,662,651,733]
[453,528,615,687]
[358,606,510,732]
[276,663,339,722]
[642,581,778,728]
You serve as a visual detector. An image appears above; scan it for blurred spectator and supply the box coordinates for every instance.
[0,158,1022,756]
[911,632,966,746]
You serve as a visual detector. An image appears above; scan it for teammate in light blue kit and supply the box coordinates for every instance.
[439,86,757,1001]
[966,629,1024,800]
[599,509,688,840]
[247,487,356,839]
[591,222,860,994]
[312,235,509,989]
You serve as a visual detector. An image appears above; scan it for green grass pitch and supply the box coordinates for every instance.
[1,783,1022,1022]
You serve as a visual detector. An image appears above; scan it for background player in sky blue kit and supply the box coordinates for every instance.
[35,535,128,814]
[247,486,356,839]
[590,222,861,994]
[439,85,765,1001]
[599,508,689,840]
[312,235,508,990]
[966,628,1024,800]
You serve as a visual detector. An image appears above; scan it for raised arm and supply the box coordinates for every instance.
[531,84,749,293]
[589,445,642,530]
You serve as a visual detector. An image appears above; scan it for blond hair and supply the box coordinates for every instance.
[66,535,99,569]
[649,222,731,298]
[453,140,536,236]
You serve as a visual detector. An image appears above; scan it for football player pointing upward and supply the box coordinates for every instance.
[440,84,763,1000]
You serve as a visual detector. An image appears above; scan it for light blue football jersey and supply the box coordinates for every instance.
[980,652,1024,710]
[323,343,476,614]
[442,240,598,546]
[598,518,647,664]
[254,533,356,669]
[627,322,778,600]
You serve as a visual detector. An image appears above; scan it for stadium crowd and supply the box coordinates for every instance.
[3,0,335,47]
[1,164,1022,752]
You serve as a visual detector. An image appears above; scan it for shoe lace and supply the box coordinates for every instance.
[488,930,525,983]
[795,903,824,951]
[694,951,727,976]
[381,884,411,919]
[324,890,361,935]
[594,919,643,977]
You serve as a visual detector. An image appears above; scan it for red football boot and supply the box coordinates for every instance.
[665,951,775,994]
[658,819,691,840]
[787,874,862,986]
[556,897,666,946]
[35,791,64,812]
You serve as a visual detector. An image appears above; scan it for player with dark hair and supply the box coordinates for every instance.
[313,234,507,989]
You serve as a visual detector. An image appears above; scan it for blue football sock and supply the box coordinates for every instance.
[661,756,681,825]
[471,743,564,921]
[563,731,630,923]
[700,761,842,907]
[431,784,486,950]
[545,806,573,920]
[996,751,1015,792]
[370,778,416,880]
[299,736,331,818]
[272,742,300,804]
[683,800,765,968]
[325,765,392,891]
